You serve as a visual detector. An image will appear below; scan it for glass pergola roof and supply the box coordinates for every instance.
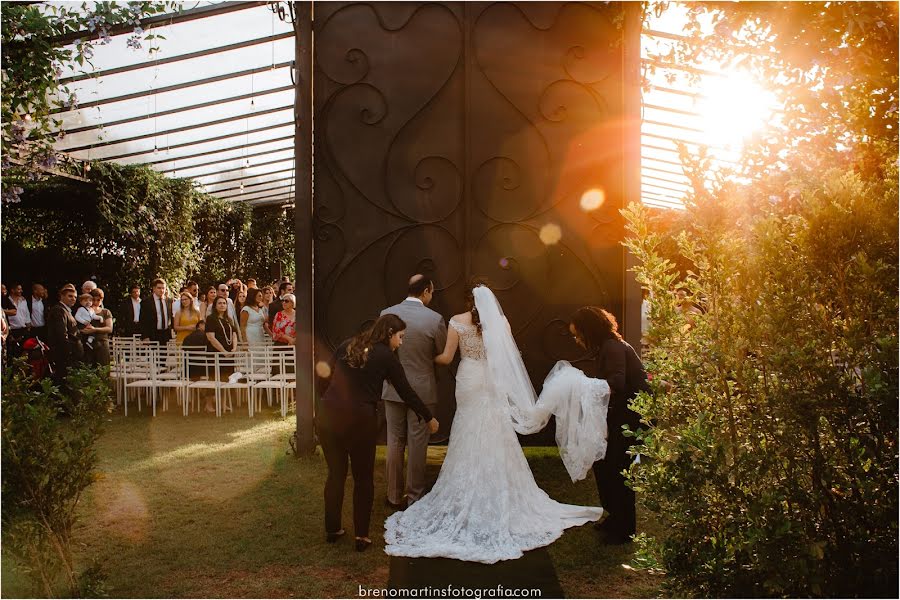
[48,1,747,210]
[51,1,296,208]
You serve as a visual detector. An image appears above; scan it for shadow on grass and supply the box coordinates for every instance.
[2,410,664,598]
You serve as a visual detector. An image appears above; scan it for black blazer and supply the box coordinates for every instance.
[139,295,174,340]
[320,341,433,433]
[47,301,83,365]
[596,337,650,431]
[267,298,284,330]
[117,298,141,335]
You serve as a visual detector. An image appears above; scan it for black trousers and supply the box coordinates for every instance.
[319,409,378,538]
[592,427,636,541]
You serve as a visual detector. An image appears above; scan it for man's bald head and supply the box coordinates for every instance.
[407,274,434,304]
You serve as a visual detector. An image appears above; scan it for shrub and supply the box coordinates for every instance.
[2,362,113,597]
[623,162,898,597]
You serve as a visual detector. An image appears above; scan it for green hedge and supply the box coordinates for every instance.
[1,162,294,299]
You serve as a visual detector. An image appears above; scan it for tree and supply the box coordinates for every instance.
[1,1,176,203]
[626,3,898,596]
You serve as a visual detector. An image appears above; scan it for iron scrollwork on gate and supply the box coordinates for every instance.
[313,2,635,442]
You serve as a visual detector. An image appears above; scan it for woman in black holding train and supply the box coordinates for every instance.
[318,313,439,552]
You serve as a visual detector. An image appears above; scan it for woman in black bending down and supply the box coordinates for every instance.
[318,313,439,552]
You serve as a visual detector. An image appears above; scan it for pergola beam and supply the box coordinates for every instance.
[53,2,269,47]
[52,61,292,114]
[64,84,294,135]
[92,120,294,161]
[59,32,294,84]
[154,142,294,172]
[60,104,293,154]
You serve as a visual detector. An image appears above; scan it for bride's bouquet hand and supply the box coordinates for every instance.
[428,418,439,434]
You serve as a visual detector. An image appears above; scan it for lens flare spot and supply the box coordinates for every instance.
[539,223,562,246]
[98,480,149,543]
[580,188,606,212]
[315,361,331,379]
[499,257,510,269]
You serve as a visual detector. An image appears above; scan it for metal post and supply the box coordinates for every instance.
[623,2,643,351]
[293,1,316,455]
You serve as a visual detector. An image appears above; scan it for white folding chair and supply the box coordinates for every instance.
[120,341,157,415]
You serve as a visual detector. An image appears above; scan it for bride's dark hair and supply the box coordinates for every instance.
[464,277,491,334]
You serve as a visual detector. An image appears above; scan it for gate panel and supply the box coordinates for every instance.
[312,2,636,443]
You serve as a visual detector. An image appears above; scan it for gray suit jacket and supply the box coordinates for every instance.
[381,299,447,406]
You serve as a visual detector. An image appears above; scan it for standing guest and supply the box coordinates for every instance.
[229,279,243,302]
[200,286,217,317]
[140,279,174,344]
[318,314,439,551]
[240,288,268,345]
[216,283,239,327]
[82,280,97,295]
[272,293,296,347]
[28,283,48,341]
[186,281,200,303]
[246,278,257,290]
[204,296,238,413]
[570,306,650,545]
[380,274,447,509]
[118,285,142,337]
[84,288,113,366]
[47,284,83,385]
[1,283,16,319]
[173,281,201,321]
[235,287,248,319]
[261,286,275,310]
[74,293,102,352]
[267,281,294,331]
[174,292,202,346]
[1,308,9,365]
[6,283,32,354]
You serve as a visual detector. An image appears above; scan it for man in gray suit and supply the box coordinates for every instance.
[381,274,447,509]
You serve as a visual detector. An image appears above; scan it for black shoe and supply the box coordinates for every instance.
[385,498,407,511]
[326,529,345,543]
[355,538,372,552]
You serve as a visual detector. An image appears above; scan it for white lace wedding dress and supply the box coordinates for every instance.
[384,290,610,564]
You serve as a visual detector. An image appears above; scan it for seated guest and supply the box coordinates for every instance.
[182,320,207,348]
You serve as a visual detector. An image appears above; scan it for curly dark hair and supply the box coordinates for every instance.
[570,306,622,351]
[463,277,491,334]
[345,313,407,368]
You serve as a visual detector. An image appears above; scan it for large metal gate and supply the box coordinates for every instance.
[308,1,640,442]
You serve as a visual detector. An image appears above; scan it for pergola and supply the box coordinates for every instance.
[48,1,730,210]
[44,1,741,453]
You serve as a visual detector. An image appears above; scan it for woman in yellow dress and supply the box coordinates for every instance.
[174,291,202,345]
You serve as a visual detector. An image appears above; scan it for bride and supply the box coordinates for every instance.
[384,284,611,564]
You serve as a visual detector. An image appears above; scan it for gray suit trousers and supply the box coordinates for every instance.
[385,400,435,504]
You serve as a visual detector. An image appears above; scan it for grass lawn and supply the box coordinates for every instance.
[2,410,665,598]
